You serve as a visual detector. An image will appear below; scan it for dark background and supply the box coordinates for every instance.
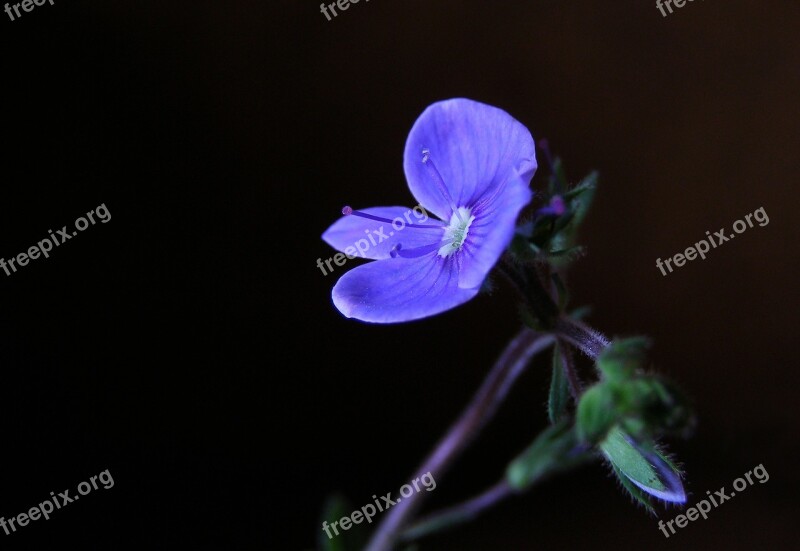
[1,0,798,549]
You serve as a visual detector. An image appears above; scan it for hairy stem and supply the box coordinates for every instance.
[553,317,609,359]
[363,329,556,551]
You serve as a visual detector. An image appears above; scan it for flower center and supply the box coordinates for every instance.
[439,207,474,258]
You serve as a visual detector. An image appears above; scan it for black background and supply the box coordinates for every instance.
[1,1,798,549]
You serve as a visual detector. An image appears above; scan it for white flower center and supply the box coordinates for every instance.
[438,207,475,258]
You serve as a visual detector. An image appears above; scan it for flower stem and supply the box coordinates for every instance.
[398,480,514,543]
[363,329,556,551]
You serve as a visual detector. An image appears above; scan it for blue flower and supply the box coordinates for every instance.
[322,98,537,323]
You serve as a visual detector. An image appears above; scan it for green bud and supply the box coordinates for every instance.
[636,377,694,436]
[604,375,693,438]
[576,383,617,443]
[596,337,651,381]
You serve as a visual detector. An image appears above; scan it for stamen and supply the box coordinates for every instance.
[439,208,475,258]
[421,149,464,223]
[391,240,453,259]
[341,206,443,229]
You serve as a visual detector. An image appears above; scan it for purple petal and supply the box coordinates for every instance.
[457,172,533,289]
[403,98,537,220]
[322,206,444,260]
[331,255,479,323]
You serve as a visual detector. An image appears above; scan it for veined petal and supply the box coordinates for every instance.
[322,206,444,260]
[404,98,537,220]
[331,255,478,323]
[457,172,533,289]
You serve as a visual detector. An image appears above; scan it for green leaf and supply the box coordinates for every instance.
[548,343,571,423]
[552,210,576,233]
[567,171,597,230]
[510,232,538,260]
[563,172,596,201]
[576,383,617,443]
[506,421,583,490]
[529,216,559,248]
[545,245,586,263]
[599,427,685,504]
[609,462,656,515]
